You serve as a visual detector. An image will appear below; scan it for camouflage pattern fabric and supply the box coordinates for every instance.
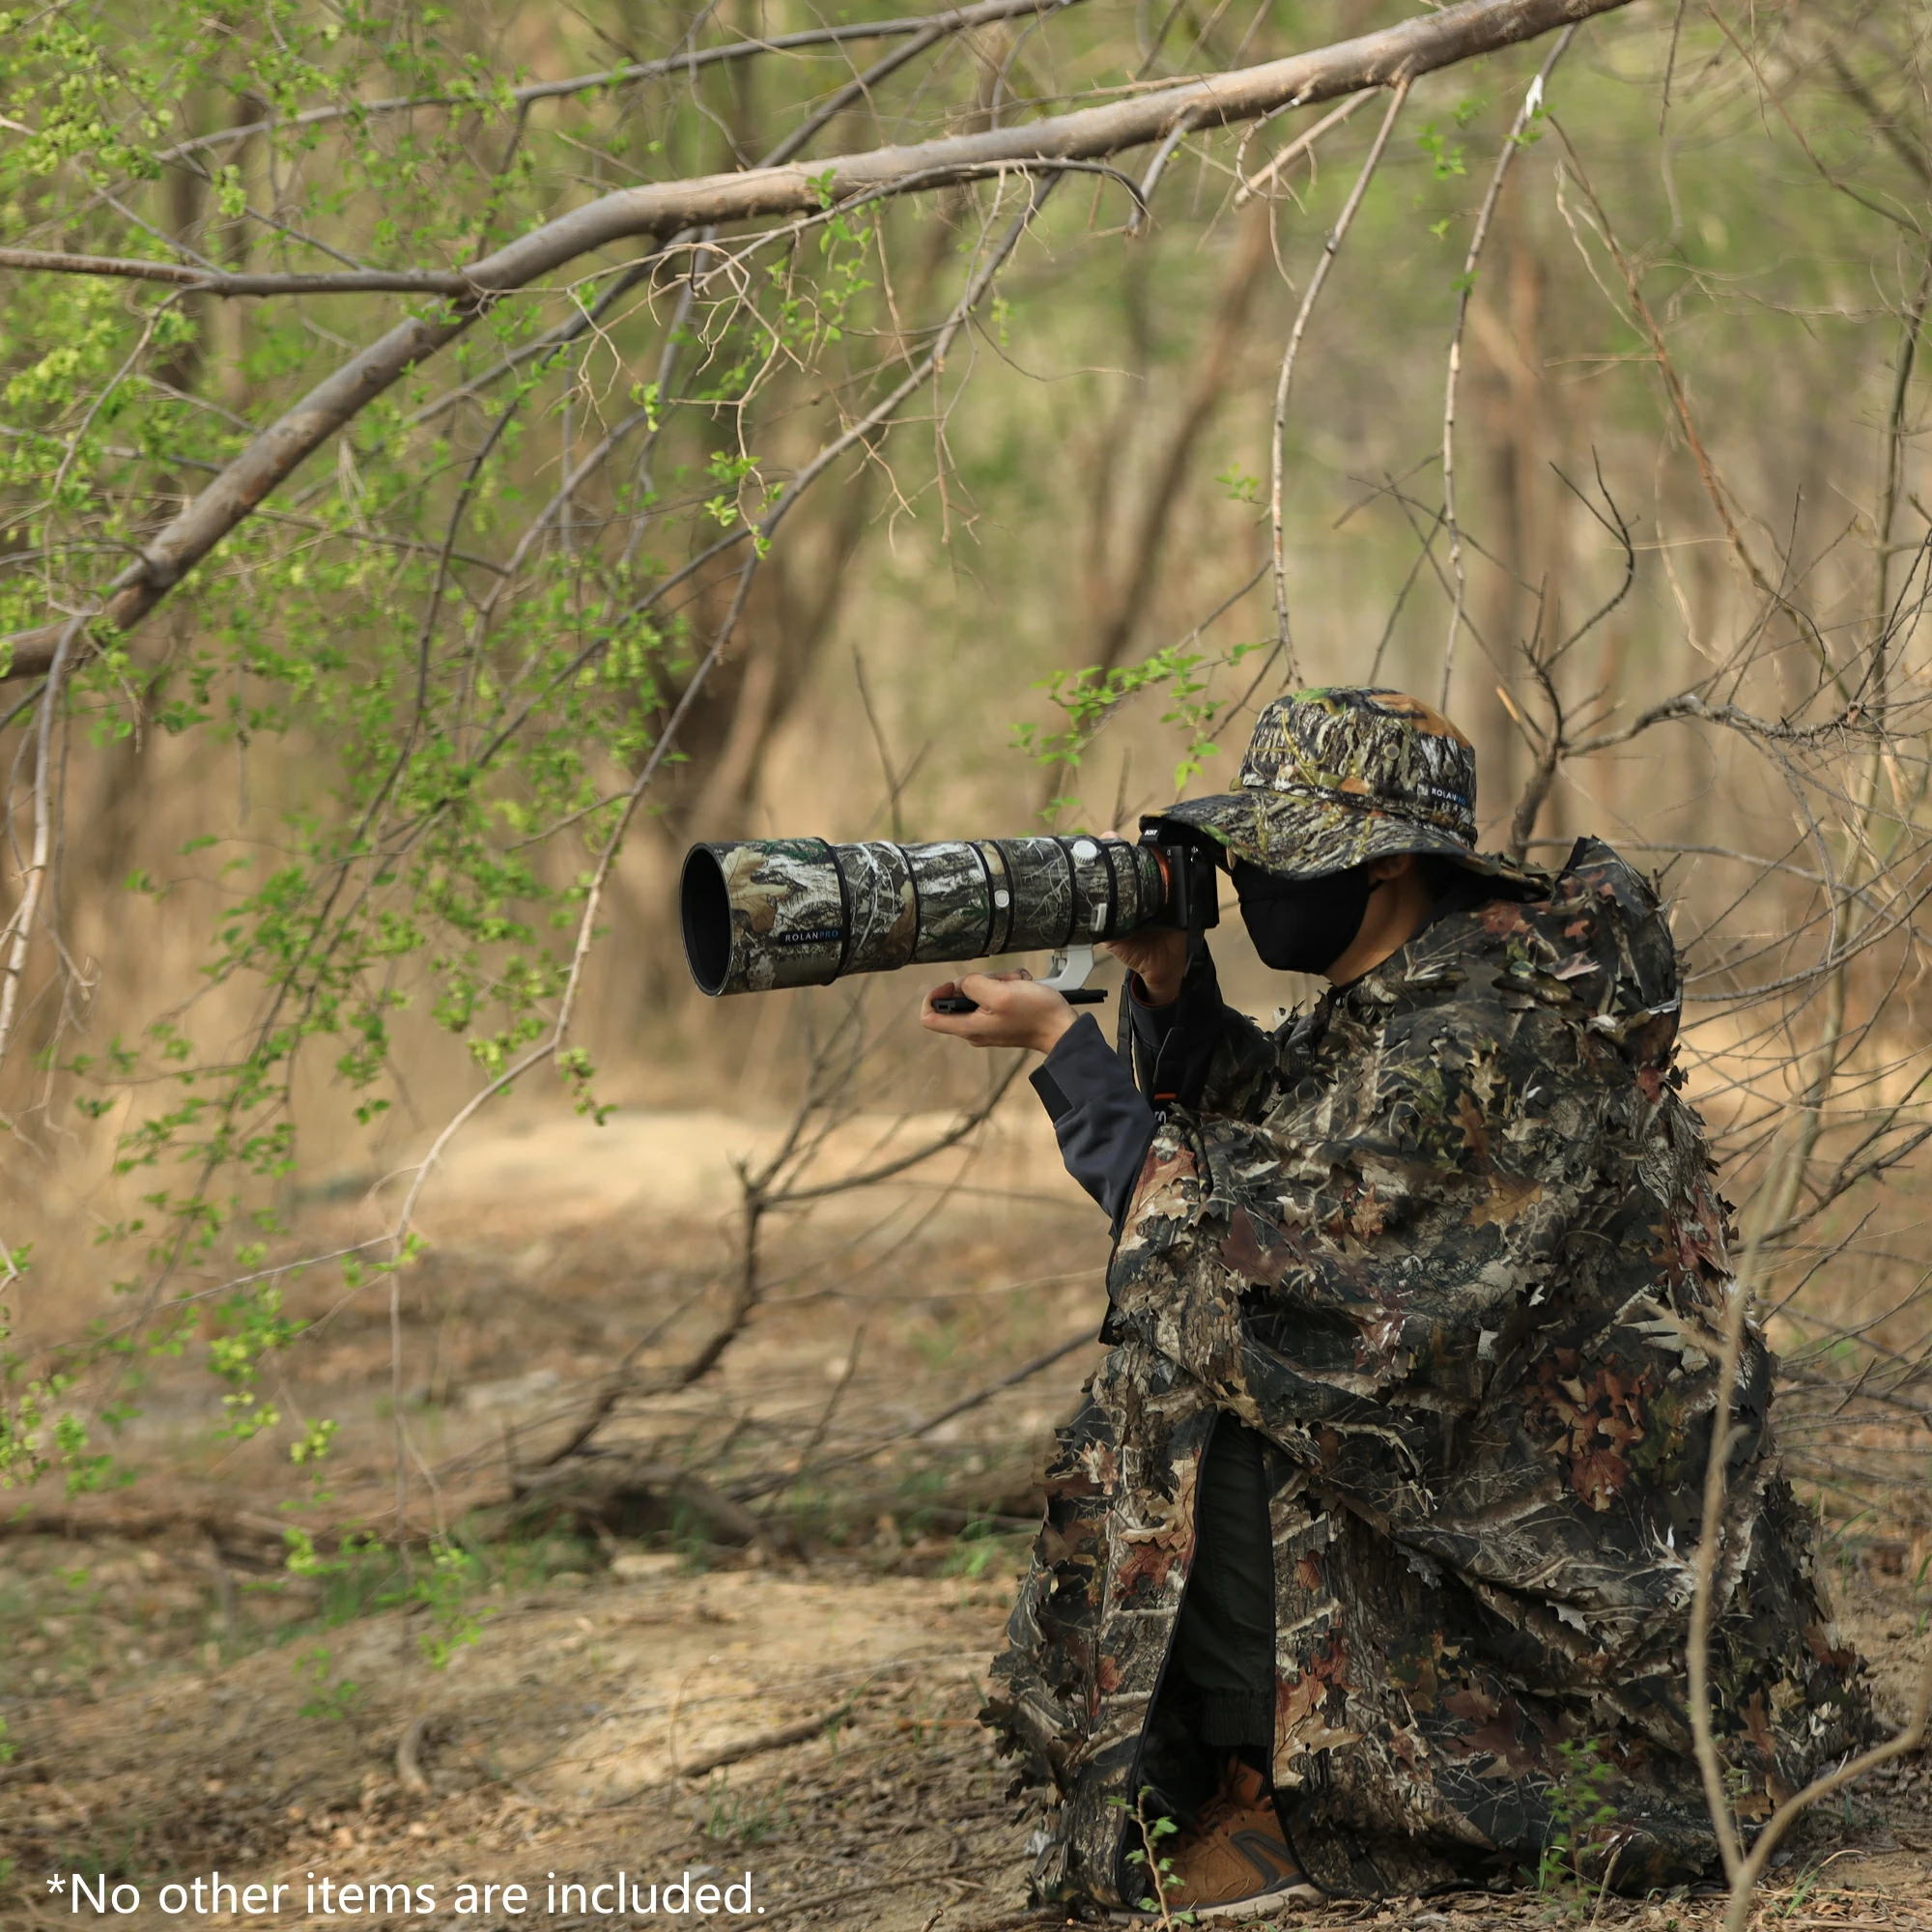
[1163,686,1542,884]
[985,838,1869,1906]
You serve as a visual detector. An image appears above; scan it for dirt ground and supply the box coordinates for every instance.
[0,1546,1926,1932]
[4,1099,1928,1931]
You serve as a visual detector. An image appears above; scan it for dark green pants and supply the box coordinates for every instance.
[1171,1414,1275,1750]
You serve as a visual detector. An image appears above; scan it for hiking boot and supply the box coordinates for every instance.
[1125,1757,1323,1922]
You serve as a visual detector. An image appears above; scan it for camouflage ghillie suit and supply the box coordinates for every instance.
[986,831,1868,1905]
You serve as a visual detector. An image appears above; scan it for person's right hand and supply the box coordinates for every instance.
[1095,826,1188,1005]
[922,969,1075,1054]
[1101,926,1187,1006]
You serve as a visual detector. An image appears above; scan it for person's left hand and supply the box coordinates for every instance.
[921,969,1075,1054]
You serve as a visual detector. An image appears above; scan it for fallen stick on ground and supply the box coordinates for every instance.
[396,1712,436,1794]
[676,1699,855,1779]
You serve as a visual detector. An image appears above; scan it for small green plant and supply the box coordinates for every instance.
[940,1517,1028,1580]
[1415,123,1467,179]
[702,1772,790,1845]
[276,1523,516,1667]
[410,1538,491,1667]
[294,1643,363,1722]
[1772,1853,1831,1918]
[1111,1786,1194,1929]
[1536,1738,1620,1906]
[668,1499,716,1573]
[1012,633,1269,822]
[1215,464,1262,505]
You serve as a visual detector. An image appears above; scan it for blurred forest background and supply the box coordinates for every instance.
[5,1,1932,1912]
[0,0,1928,1620]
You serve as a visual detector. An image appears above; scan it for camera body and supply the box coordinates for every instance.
[681,818,1220,998]
[1146,817,1222,938]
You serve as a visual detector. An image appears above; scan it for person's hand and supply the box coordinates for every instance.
[921,969,1075,1054]
[1101,927,1187,1006]
[1093,826,1188,1004]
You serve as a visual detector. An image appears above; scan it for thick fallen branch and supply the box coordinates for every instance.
[1,0,1632,681]
[0,1497,303,1566]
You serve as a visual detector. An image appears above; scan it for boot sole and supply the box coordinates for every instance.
[1110,1878,1326,1923]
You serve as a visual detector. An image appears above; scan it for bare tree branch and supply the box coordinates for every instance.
[1688,1139,1932,1932]
[0,0,1633,682]
[1268,75,1413,673]
[1234,88,1370,206]
[1439,28,1576,708]
[0,249,490,298]
[0,617,81,1070]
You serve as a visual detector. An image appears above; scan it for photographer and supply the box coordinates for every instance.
[923,687,1867,1918]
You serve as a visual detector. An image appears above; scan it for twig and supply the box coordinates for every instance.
[1234,88,1370,205]
[0,250,497,298]
[1129,112,1201,234]
[792,1324,867,1484]
[1658,0,1687,131]
[1686,1136,1790,1888]
[676,1700,855,1779]
[1439,31,1577,708]
[1548,120,1826,659]
[0,615,80,1073]
[1268,76,1410,675]
[1868,251,1932,685]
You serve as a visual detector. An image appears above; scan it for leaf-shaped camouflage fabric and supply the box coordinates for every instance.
[983,838,1869,1906]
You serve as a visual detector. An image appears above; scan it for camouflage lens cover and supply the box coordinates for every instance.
[681,836,1167,995]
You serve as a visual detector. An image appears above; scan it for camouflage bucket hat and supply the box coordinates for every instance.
[1158,686,1537,883]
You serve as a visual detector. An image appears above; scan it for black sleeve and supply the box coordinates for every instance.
[1126,941,1235,1111]
[1031,1013,1157,1235]
[1032,947,1238,1235]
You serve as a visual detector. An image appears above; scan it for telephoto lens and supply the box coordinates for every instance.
[681,835,1179,997]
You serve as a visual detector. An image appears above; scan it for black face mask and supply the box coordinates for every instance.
[1233,858,1379,975]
